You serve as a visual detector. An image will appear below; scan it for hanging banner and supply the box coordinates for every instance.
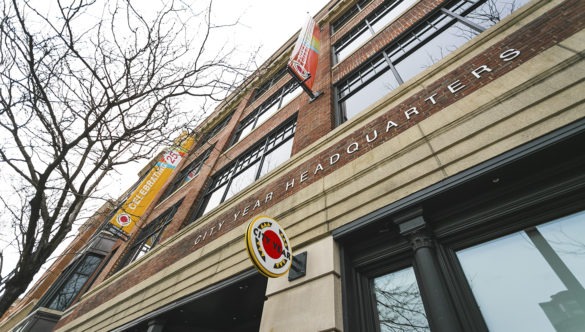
[108,133,195,236]
[245,216,293,278]
[287,16,321,97]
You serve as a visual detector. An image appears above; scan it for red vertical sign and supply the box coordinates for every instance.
[288,16,320,93]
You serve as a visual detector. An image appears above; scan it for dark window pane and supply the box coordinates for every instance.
[47,255,103,311]
[457,211,585,332]
[374,266,430,332]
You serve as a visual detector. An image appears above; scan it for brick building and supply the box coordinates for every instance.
[3,0,585,331]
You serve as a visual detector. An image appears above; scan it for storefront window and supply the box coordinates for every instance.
[457,211,585,332]
[374,266,430,332]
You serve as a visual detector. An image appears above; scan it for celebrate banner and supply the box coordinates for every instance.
[108,134,195,236]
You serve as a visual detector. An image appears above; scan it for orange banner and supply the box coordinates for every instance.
[108,134,195,235]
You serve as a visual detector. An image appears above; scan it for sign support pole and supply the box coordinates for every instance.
[287,67,322,102]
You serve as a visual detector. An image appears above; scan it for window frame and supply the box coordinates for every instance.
[36,233,116,312]
[331,0,374,33]
[117,200,183,269]
[195,112,233,150]
[193,116,297,220]
[333,0,416,64]
[251,67,289,102]
[230,80,301,146]
[334,0,512,125]
[41,254,105,312]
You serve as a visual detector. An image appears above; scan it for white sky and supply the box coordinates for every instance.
[1,0,331,296]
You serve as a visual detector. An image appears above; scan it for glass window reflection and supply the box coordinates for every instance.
[457,211,585,332]
[224,161,260,201]
[196,119,296,219]
[374,266,430,332]
[341,70,398,121]
[260,139,294,177]
[336,0,530,124]
[47,255,103,311]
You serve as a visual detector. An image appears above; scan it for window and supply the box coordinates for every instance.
[158,147,212,201]
[252,67,289,102]
[195,117,296,219]
[335,0,530,124]
[44,254,104,311]
[331,0,373,33]
[334,0,416,63]
[36,233,116,312]
[457,213,585,332]
[195,113,233,150]
[118,201,182,268]
[374,266,430,331]
[231,80,301,146]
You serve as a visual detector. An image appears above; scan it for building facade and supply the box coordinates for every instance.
[3,0,585,331]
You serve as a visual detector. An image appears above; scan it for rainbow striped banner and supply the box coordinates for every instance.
[288,16,321,92]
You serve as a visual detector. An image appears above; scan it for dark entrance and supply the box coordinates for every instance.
[119,269,267,332]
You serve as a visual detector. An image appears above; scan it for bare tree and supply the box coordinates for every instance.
[0,0,253,316]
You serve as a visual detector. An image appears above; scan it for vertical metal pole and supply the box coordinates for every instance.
[146,319,165,332]
[394,209,463,332]
[526,227,585,309]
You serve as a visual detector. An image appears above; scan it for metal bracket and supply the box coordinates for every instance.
[288,251,307,281]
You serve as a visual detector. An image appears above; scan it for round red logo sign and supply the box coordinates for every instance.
[245,216,292,278]
[116,213,132,227]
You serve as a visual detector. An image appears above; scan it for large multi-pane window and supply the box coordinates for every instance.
[336,0,530,123]
[118,201,182,268]
[158,147,212,201]
[363,212,585,332]
[44,254,104,311]
[196,117,297,218]
[251,67,289,102]
[231,80,301,146]
[331,0,373,33]
[334,0,416,63]
[195,113,233,150]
